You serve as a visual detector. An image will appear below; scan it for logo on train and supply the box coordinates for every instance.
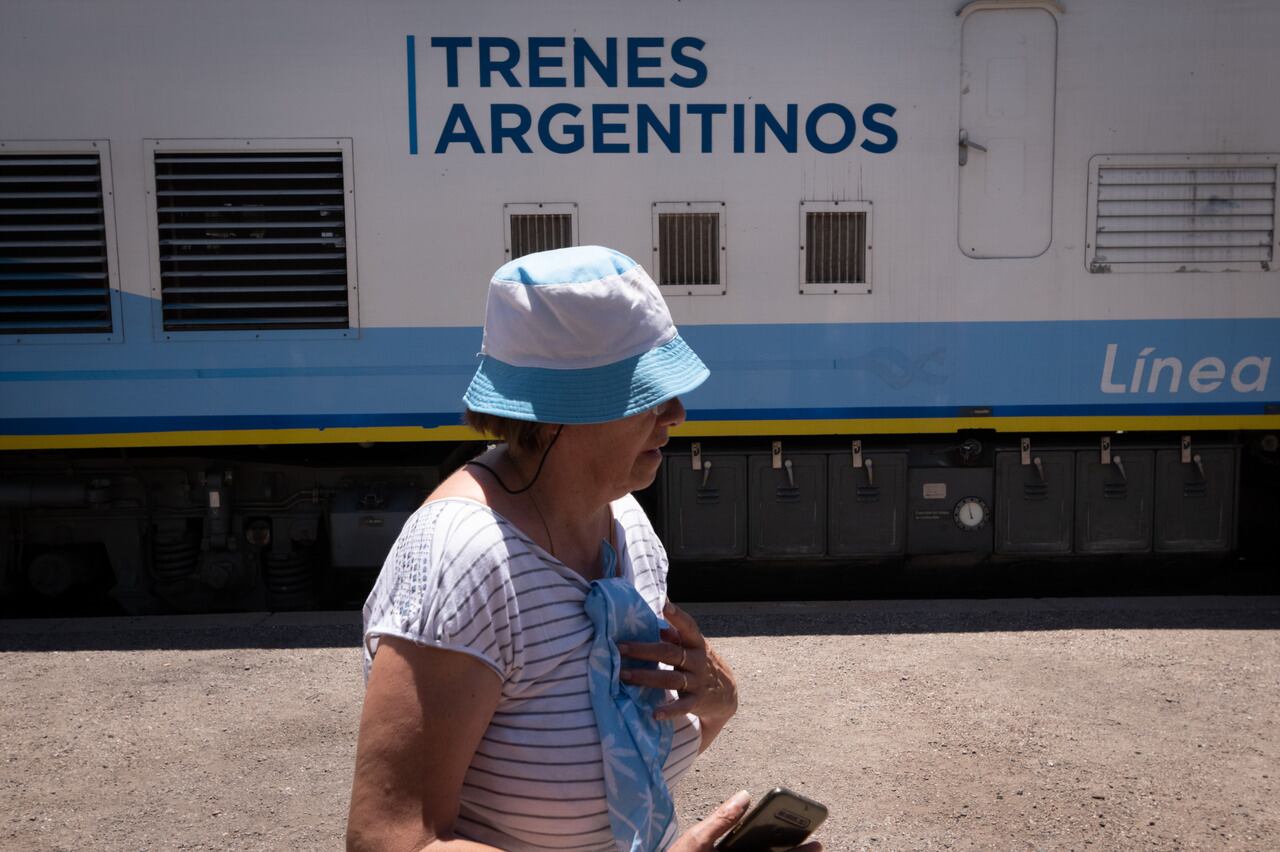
[1100,344,1271,394]
[404,35,898,156]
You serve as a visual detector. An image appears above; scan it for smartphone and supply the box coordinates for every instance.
[714,787,828,852]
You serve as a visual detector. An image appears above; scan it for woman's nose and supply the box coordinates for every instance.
[659,397,686,427]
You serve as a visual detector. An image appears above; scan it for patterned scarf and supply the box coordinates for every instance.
[584,542,676,851]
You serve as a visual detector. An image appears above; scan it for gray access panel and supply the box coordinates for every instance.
[1075,449,1153,553]
[664,454,748,559]
[995,450,1074,554]
[1154,448,1235,552]
[748,452,827,557]
[828,452,907,556]
[906,467,994,555]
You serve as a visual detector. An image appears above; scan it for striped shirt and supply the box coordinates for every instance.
[362,494,701,851]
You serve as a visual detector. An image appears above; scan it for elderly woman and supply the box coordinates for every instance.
[347,246,820,852]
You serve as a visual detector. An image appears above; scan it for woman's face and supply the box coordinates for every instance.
[563,397,686,498]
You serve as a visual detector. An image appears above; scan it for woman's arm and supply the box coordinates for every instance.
[347,636,504,852]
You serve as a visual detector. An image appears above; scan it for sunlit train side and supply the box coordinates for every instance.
[1,0,1277,612]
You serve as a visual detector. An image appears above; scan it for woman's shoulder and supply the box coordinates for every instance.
[392,494,514,565]
[612,492,657,538]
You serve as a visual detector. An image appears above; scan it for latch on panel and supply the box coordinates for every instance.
[1100,436,1112,466]
[1023,438,1045,482]
[783,458,795,488]
[851,440,863,469]
[691,442,702,471]
[1180,435,1192,464]
[771,440,783,470]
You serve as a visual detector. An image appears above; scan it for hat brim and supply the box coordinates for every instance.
[463,334,709,424]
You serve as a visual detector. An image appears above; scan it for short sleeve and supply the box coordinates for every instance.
[614,494,669,613]
[362,501,520,684]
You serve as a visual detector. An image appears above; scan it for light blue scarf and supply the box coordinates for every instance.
[584,542,676,851]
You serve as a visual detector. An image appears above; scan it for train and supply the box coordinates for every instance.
[2,0,1277,612]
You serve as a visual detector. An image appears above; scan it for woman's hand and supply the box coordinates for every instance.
[618,600,738,749]
[668,791,822,852]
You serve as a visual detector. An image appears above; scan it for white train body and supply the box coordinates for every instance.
[1,0,1277,606]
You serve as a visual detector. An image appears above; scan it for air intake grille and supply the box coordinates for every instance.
[154,150,350,331]
[509,213,574,258]
[656,210,721,288]
[804,211,867,285]
[1091,163,1276,269]
[0,153,111,334]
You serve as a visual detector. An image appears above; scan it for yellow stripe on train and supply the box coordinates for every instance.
[3,414,1278,451]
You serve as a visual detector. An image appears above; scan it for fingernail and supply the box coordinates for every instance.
[730,790,750,808]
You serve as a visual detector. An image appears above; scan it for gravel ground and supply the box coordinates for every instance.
[2,597,1279,851]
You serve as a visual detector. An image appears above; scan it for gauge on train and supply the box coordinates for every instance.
[953,497,989,532]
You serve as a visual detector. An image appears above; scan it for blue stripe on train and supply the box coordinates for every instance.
[1,290,1277,431]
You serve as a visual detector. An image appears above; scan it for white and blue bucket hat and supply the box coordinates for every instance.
[463,245,709,424]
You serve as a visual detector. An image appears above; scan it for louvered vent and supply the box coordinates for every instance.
[804,211,867,285]
[656,209,721,288]
[1091,163,1276,271]
[0,153,112,334]
[509,213,573,258]
[154,150,350,331]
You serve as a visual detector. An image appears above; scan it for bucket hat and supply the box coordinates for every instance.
[463,245,709,424]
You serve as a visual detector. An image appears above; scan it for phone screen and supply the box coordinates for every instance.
[714,788,828,852]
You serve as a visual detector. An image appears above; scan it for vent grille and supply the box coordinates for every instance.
[1182,481,1208,499]
[154,150,350,332]
[509,212,574,259]
[1022,482,1049,500]
[855,485,881,502]
[0,153,111,334]
[1103,482,1128,499]
[694,487,721,505]
[804,211,867,284]
[774,486,801,503]
[1092,164,1276,268]
[657,211,721,288]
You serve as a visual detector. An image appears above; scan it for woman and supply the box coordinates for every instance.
[347,246,820,851]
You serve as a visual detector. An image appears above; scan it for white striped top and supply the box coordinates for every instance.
[362,494,701,851]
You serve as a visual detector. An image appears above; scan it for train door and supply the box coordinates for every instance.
[957,1,1060,258]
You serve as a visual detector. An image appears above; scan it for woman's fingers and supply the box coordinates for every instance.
[663,600,705,645]
[666,790,750,852]
[618,640,699,669]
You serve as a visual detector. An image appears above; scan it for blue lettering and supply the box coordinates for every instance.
[528,37,566,87]
[429,36,472,88]
[592,104,631,153]
[491,104,533,153]
[434,104,484,153]
[805,103,856,154]
[573,37,617,87]
[538,103,584,153]
[860,103,898,153]
[670,37,707,88]
[479,36,521,87]
[755,103,798,153]
[627,37,665,87]
[686,104,727,153]
[637,104,680,153]
[732,104,745,153]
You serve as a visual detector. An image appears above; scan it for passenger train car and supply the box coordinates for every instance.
[2,0,1277,611]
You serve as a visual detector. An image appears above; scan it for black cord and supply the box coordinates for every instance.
[465,424,564,495]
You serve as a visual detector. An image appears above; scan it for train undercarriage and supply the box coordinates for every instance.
[2,430,1277,615]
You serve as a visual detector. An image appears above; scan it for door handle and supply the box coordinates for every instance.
[958,129,988,165]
